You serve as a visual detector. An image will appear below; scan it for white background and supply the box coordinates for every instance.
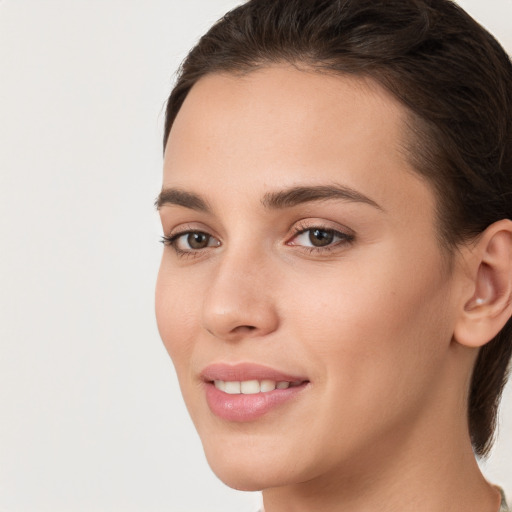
[0,1,511,511]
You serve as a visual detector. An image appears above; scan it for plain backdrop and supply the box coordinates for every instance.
[0,1,511,511]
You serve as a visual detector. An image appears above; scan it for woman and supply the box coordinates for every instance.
[155,1,512,510]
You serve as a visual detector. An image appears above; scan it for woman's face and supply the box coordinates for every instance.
[156,67,463,490]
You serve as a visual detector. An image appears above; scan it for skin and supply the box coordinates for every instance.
[155,66,504,512]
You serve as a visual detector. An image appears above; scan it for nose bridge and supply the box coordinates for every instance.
[201,242,279,340]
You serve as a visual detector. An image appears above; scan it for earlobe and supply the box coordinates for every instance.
[454,219,512,348]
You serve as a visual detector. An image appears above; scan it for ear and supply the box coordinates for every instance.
[454,219,512,348]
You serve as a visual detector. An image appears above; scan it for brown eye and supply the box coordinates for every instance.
[164,230,221,253]
[287,225,354,251]
[309,229,334,247]
[187,232,210,249]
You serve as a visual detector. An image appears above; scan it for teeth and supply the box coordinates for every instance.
[213,379,297,394]
[260,379,276,392]
[213,380,226,392]
[224,381,241,394]
[241,380,260,394]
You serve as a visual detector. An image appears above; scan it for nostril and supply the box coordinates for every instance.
[236,325,257,332]
[202,294,279,339]
[205,324,256,338]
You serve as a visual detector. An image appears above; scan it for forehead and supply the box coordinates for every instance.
[166,66,406,165]
[163,65,435,225]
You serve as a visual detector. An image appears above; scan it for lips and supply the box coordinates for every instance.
[201,363,309,422]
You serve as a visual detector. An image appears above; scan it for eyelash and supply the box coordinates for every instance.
[160,224,355,257]
[288,222,355,254]
[160,230,218,259]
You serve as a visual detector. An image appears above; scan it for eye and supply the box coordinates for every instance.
[287,225,354,250]
[297,228,336,247]
[161,230,221,253]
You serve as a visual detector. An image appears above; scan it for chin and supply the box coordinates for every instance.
[207,460,292,492]
[201,436,307,492]
[210,468,269,492]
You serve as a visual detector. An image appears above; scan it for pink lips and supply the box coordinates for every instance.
[201,363,309,422]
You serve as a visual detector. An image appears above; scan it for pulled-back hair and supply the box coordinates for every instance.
[163,0,512,457]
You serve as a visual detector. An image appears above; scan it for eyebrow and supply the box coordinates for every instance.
[155,188,211,212]
[261,184,383,211]
[155,184,383,212]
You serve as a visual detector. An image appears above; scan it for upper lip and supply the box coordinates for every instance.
[200,362,308,383]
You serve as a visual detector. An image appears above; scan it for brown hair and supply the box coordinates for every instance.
[163,0,512,457]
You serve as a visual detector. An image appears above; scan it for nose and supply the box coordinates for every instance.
[201,249,280,342]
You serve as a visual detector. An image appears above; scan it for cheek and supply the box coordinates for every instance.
[155,259,199,373]
[285,249,453,402]
[270,254,454,469]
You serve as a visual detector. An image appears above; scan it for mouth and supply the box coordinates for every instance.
[201,363,310,422]
[212,379,306,394]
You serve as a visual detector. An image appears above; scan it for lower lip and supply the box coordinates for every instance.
[204,382,308,422]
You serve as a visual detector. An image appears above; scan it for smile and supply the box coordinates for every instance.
[213,379,304,394]
[201,363,310,422]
